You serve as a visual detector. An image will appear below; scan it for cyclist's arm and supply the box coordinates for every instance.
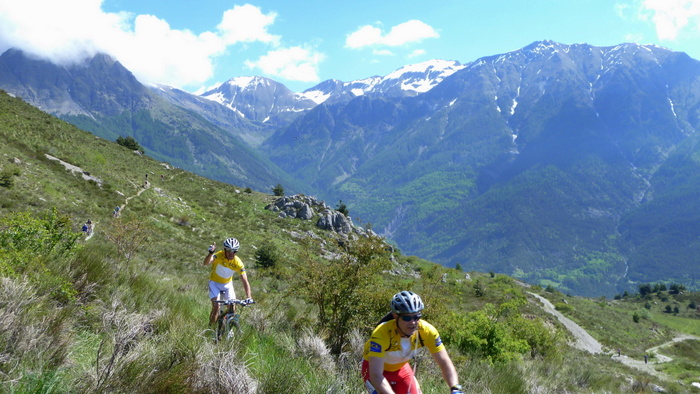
[431,349,459,389]
[368,357,394,394]
[239,272,252,299]
[203,253,215,266]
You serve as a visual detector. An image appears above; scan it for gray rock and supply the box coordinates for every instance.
[265,194,357,234]
[298,204,314,220]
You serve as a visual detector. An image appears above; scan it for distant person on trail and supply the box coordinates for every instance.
[113,206,120,217]
[617,348,621,357]
[362,291,463,394]
[202,237,253,326]
[644,354,648,364]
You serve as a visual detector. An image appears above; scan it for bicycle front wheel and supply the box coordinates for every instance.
[223,314,240,340]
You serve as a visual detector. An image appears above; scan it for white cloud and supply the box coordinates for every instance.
[638,0,700,40]
[0,1,283,89]
[217,4,280,46]
[345,20,439,49]
[408,49,426,58]
[245,46,325,82]
[372,49,394,56]
[624,33,645,42]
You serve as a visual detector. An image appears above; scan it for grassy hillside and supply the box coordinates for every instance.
[1,90,699,393]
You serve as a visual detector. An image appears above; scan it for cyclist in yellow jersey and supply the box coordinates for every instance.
[362,291,463,394]
[203,237,253,326]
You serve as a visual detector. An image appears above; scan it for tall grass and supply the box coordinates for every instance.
[0,277,73,392]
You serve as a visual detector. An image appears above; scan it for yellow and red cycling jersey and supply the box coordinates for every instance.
[362,319,445,372]
[209,251,245,284]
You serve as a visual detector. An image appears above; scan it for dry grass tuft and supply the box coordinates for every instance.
[190,341,258,393]
[297,327,334,373]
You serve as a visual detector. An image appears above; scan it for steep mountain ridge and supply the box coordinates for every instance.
[260,41,700,296]
[201,76,317,128]
[0,48,301,192]
[300,59,465,103]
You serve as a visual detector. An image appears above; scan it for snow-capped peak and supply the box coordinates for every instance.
[384,59,465,81]
[381,59,465,94]
[301,59,464,104]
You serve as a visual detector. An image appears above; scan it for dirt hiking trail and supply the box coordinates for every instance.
[528,292,699,381]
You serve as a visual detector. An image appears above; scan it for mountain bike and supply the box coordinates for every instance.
[214,299,253,342]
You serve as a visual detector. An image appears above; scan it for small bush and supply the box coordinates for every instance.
[0,165,20,188]
[272,183,284,196]
[554,302,574,314]
[336,200,349,216]
[116,136,144,153]
[255,241,281,269]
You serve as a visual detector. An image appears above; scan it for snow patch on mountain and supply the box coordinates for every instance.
[384,59,465,93]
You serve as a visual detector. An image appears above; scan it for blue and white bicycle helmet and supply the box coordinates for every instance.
[391,291,424,314]
[223,237,240,252]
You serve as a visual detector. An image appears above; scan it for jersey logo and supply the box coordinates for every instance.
[435,336,443,347]
[369,341,382,352]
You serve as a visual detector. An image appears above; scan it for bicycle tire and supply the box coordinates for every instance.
[216,316,226,343]
[222,313,240,341]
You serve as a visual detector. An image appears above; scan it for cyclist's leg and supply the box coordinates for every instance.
[361,360,379,394]
[221,282,236,313]
[208,281,221,326]
[395,363,421,394]
[362,360,413,394]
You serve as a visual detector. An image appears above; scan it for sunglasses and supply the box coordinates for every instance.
[399,314,422,322]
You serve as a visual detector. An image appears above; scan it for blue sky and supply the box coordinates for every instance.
[1,0,699,93]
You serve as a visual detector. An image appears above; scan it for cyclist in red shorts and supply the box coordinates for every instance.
[362,291,463,394]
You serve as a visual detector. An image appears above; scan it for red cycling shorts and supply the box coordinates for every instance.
[361,360,421,394]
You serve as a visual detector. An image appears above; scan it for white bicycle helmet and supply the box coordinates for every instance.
[223,237,240,252]
[391,291,424,314]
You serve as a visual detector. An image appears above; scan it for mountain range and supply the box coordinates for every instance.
[1,40,699,297]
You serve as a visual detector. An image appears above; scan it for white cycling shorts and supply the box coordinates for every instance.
[209,280,236,301]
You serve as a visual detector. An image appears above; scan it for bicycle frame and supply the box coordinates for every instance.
[214,299,249,342]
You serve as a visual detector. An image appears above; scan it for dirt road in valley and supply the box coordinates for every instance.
[528,292,699,381]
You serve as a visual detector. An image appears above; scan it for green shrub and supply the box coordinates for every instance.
[442,300,545,363]
[0,208,81,275]
[0,165,20,188]
[336,200,349,216]
[473,279,485,297]
[116,135,143,153]
[272,183,285,196]
[554,302,574,314]
[292,235,392,354]
[255,241,281,269]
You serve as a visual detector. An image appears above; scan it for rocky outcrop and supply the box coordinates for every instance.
[265,194,358,235]
[316,208,353,234]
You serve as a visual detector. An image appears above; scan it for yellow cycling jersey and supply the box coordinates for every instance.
[363,319,445,372]
[209,251,245,284]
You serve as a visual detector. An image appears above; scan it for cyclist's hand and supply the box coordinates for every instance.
[208,243,216,253]
[244,298,254,305]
